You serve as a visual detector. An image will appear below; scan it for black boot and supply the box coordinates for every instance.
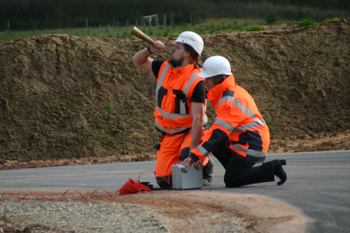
[202,157,214,186]
[269,159,287,185]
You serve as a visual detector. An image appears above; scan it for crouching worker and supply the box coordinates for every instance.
[183,56,287,187]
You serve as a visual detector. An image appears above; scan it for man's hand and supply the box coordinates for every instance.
[131,40,165,72]
[150,41,165,54]
[182,157,202,171]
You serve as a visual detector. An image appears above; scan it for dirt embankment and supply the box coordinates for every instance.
[0,19,350,169]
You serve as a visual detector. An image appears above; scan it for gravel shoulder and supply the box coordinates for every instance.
[1,190,308,233]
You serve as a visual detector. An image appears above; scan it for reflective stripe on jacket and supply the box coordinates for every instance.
[154,61,208,134]
[191,74,270,161]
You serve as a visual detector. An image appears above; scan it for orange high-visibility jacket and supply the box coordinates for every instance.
[190,74,270,161]
[154,61,208,134]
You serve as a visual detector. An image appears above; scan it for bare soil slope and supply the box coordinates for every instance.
[1,19,350,169]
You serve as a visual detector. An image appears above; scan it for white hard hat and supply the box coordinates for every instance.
[175,31,204,55]
[199,56,232,79]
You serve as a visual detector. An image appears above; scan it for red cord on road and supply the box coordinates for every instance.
[0,169,161,203]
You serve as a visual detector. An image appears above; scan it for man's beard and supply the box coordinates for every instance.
[168,57,184,68]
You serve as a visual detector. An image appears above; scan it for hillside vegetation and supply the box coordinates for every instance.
[0,18,350,169]
[1,0,349,30]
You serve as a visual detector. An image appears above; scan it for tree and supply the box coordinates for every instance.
[296,7,313,21]
[266,10,278,25]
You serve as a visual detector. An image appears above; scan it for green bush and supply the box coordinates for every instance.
[316,48,326,54]
[297,17,318,27]
[323,18,340,23]
[245,25,266,31]
[266,10,278,25]
[103,102,114,110]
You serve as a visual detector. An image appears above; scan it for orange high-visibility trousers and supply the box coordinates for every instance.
[155,129,208,188]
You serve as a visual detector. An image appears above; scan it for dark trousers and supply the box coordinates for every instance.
[212,142,274,187]
[156,175,172,188]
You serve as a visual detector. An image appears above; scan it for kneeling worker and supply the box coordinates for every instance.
[183,56,287,187]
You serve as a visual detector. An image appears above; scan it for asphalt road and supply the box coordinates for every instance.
[1,150,349,233]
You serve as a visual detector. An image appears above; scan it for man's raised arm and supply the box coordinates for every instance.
[131,41,165,72]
